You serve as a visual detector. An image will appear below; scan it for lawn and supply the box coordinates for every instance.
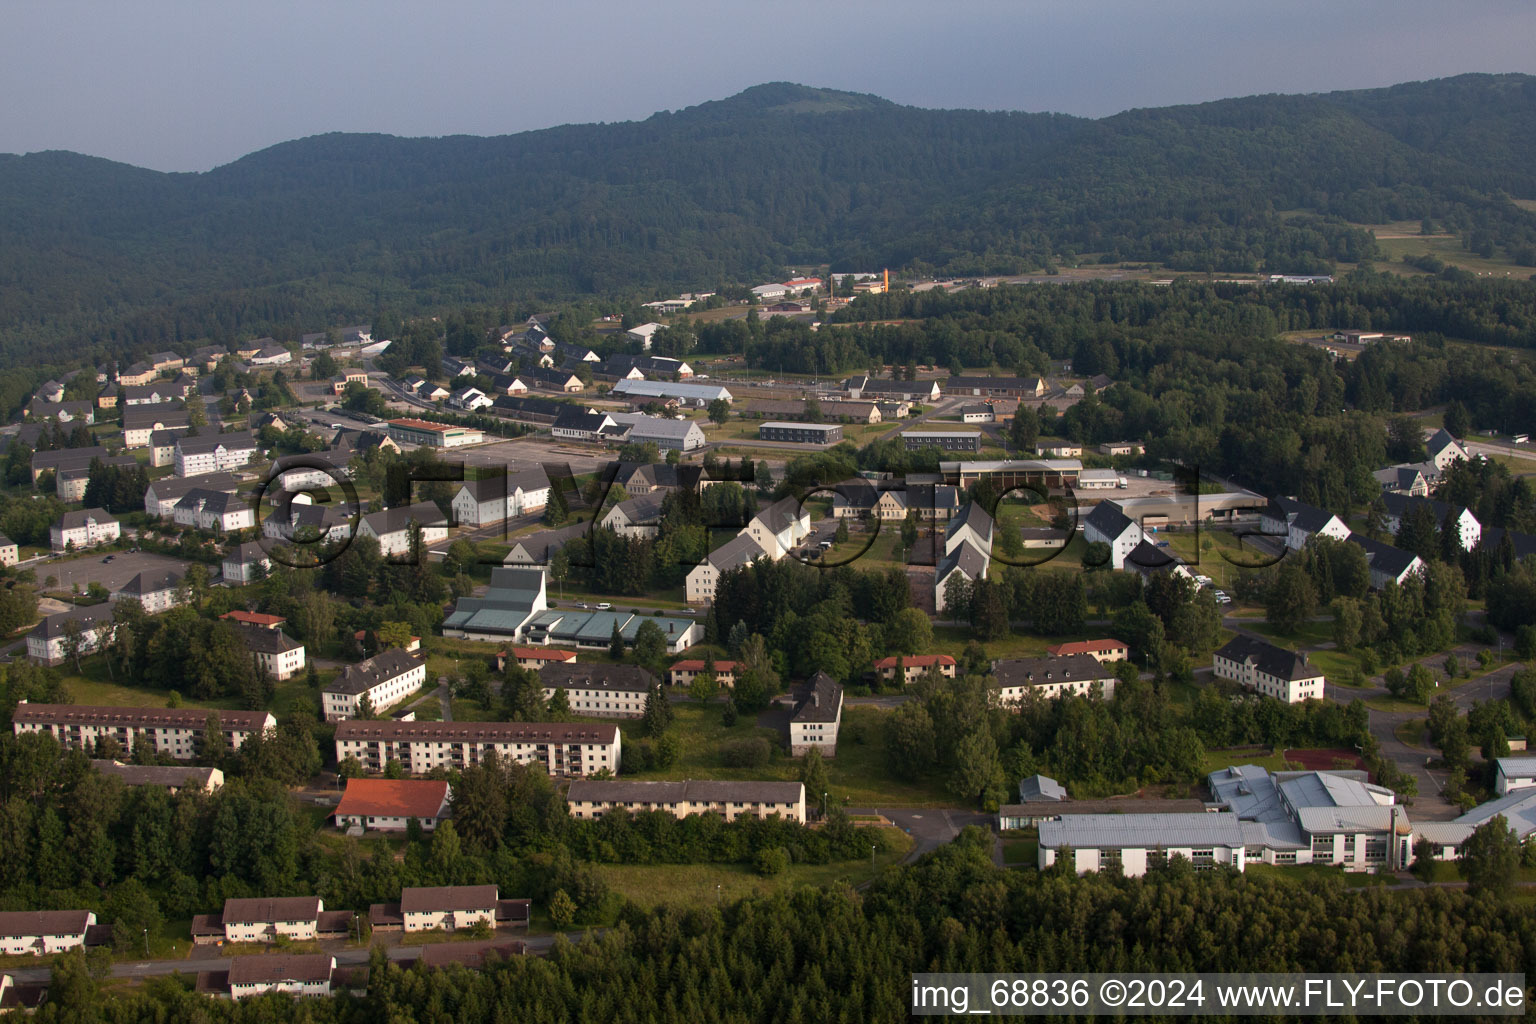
[612,704,955,807]
[56,655,334,716]
[593,831,913,909]
[1198,746,1292,776]
[931,625,1052,661]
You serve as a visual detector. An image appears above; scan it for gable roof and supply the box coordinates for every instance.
[325,648,423,695]
[1347,534,1422,580]
[936,539,989,584]
[116,568,183,596]
[1083,500,1135,539]
[1216,635,1322,681]
[1266,496,1341,535]
[335,779,450,820]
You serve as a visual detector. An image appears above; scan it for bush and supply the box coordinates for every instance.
[754,847,790,876]
[720,737,772,768]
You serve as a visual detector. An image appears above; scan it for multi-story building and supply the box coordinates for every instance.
[147,428,188,467]
[356,502,450,557]
[334,720,620,777]
[122,406,190,448]
[901,430,981,452]
[496,647,577,673]
[1213,636,1326,703]
[401,885,498,933]
[218,897,326,943]
[450,467,552,526]
[871,654,957,684]
[144,473,242,518]
[333,778,452,831]
[321,648,427,722]
[1082,501,1144,571]
[174,431,258,476]
[0,534,17,568]
[12,702,275,758]
[26,606,117,665]
[110,569,184,614]
[788,672,843,756]
[990,654,1116,704]
[757,421,843,444]
[50,508,120,551]
[0,911,95,956]
[175,489,257,533]
[539,663,656,718]
[566,780,806,824]
[227,954,338,1000]
[238,626,307,681]
[222,541,272,584]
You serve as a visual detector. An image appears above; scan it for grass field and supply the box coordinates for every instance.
[1371,233,1531,278]
[57,655,330,716]
[612,704,954,807]
[593,831,914,908]
[1198,747,1292,776]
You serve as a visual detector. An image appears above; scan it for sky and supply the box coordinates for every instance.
[4,0,1535,173]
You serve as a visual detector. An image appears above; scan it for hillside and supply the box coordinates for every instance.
[2,75,1535,365]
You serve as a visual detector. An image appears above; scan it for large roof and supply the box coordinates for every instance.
[1040,812,1247,849]
[992,653,1113,689]
[227,953,333,985]
[336,719,618,744]
[221,896,321,925]
[400,885,499,914]
[611,379,733,402]
[336,779,451,820]
[324,648,423,695]
[1215,635,1322,682]
[539,662,656,692]
[1265,496,1340,535]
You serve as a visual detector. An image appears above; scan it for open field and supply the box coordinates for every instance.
[593,831,913,908]
[1371,233,1531,278]
[608,704,955,807]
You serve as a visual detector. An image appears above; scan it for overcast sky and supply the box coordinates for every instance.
[4,0,1534,172]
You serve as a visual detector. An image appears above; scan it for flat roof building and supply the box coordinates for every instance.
[758,421,843,444]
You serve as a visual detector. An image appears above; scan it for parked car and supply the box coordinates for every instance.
[596,602,613,610]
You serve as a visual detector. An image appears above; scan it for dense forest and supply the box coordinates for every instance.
[3,75,1536,365]
[27,827,1536,1023]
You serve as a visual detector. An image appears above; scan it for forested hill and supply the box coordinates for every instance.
[3,74,1536,364]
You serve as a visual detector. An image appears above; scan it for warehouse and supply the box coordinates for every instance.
[757,421,843,444]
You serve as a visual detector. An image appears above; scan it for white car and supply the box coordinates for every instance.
[596,602,612,611]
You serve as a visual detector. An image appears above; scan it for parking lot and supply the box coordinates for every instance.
[37,550,197,595]
[452,437,616,477]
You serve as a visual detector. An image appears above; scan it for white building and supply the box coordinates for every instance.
[1082,502,1143,570]
[357,502,450,557]
[606,412,708,452]
[686,532,771,604]
[625,322,667,349]
[222,541,272,584]
[335,720,620,778]
[1425,428,1467,471]
[174,432,259,476]
[50,508,120,551]
[1078,468,1122,490]
[1260,497,1350,553]
[991,654,1117,704]
[788,672,843,757]
[25,607,117,665]
[401,886,499,933]
[227,954,337,1000]
[220,897,325,944]
[450,467,551,526]
[539,663,656,718]
[0,911,95,956]
[1494,757,1536,796]
[12,702,275,758]
[566,779,806,824]
[239,626,307,681]
[333,778,452,832]
[321,648,427,722]
[1213,636,1326,703]
[110,568,185,615]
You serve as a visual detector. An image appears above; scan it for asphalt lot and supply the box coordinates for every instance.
[451,437,615,477]
[38,550,196,594]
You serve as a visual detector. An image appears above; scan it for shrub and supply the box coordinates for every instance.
[720,737,772,768]
[754,847,790,876]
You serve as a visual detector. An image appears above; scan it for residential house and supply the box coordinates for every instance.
[496,647,578,673]
[226,954,339,1000]
[990,654,1117,704]
[335,720,620,778]
[1381,494,1481,552]
[1045,639,1129,663]
[788,671,843,756]
[147,428,188,467]
[26,400,94,424]
[441,567,549,640]
[30,445,109,482]
[566,779,806,824]
[12,702,273,756]
[935,540,989,615]
[356,502,450,557]
[334,779,452,832]
[450,467,551,525]
[1373,464,1431,497]
[0,911,96,957]
[686,532,772,604]
[743,496,813,557]
[524,366,585,392]
[1214,636,1326,703]
[871,654,957,684]
[321,648,427,722]
[175,489,257,533]
[238,626,307,680]
[110,569,185,614]
[216,897,328,943]
[121,382,186,406]
[25,606,117,665]
[1425,428,1467,471]
[612,461,700,496]
[54,454,136,502]
[248,345,293,367]
[400,886,499,933]
[222,541,272,584]
[599,493,667,538]
[144,473,241,518]
[501,523,586,566]
[1347,534,1425,589]
[0,534,17,568]
[122,406,191,448]
[1259,496,1351,552]
[1037,440,1083,457]
[668,659,738,688]
[450,386,493,411]
[50,508,120,551]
